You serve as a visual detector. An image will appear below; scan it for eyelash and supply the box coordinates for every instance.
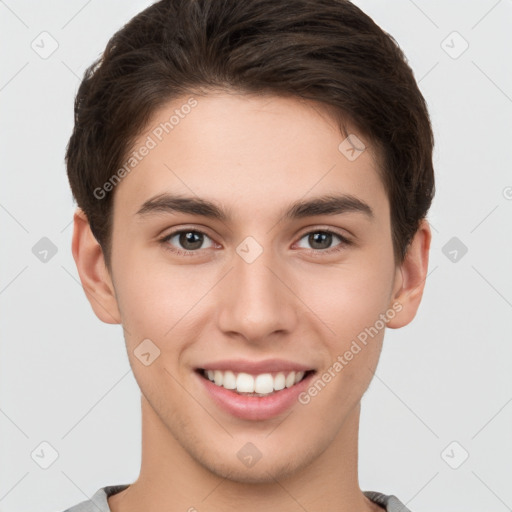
[158,227,352,257]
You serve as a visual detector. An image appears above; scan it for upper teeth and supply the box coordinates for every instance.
[204,369,306,394]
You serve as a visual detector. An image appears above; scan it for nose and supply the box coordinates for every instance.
[216,242,299,346]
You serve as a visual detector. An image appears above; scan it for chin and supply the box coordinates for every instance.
[198,451,306,484]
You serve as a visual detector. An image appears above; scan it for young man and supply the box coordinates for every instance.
[63,0,434,510]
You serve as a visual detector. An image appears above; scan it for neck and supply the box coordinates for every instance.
[108,396,379,512]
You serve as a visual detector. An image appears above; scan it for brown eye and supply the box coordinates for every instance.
[296,230,351,253]
[161,229,215,254]
[308,232,334,250]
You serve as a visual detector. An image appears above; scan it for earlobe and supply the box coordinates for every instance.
[71,208,121,324]
[387,219,432,329]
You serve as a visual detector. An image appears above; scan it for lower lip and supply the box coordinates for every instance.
[196,371,315,421]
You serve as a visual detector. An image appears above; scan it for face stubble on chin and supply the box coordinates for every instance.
[104,91,403,486]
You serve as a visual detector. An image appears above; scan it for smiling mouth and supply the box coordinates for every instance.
[196,368,316,397]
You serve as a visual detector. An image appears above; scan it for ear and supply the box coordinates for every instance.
[387,219,431,329]
[71,208,121,324]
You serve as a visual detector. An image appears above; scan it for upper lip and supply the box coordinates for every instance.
[197,359,314,374]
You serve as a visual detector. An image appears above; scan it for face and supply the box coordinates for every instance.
[105,92,402,482]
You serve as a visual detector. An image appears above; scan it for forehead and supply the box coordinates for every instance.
[112,92,388,223]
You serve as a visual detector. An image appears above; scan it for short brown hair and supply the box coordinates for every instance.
[65,0,435,268]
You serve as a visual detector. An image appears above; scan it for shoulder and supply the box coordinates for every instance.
[363,490,413,512]
[58,484,130,512]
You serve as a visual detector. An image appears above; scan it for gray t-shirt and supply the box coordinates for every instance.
[60,484,413,512]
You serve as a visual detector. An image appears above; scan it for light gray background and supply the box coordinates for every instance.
[1,1,511,511]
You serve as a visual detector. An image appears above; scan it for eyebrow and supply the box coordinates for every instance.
[135,192,374,222]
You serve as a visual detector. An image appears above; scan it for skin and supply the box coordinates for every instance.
[72,91,431,512]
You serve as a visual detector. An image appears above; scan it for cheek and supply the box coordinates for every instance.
[111,252,175,342]
[303,255,394,342]
[295,251,394,404]
[112,250,216,360]
[112,264,198,397]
